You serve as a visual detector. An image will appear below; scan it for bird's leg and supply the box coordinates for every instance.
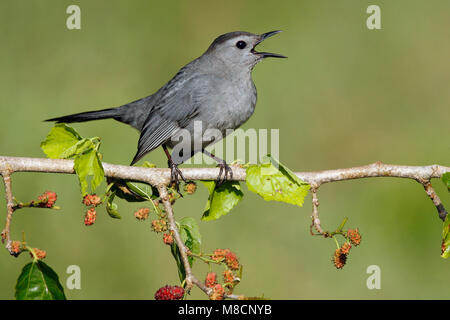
[202,149,233,185]
[162,144,186,190]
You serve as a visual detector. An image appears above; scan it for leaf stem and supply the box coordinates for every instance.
[333,236,340,250]
[26,246,38,261]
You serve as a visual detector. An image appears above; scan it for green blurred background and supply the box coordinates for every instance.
[0,0,449,299]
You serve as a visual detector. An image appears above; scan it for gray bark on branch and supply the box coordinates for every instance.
[0,156,448,186]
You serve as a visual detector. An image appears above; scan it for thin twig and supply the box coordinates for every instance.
[157,184,240,299]
[1,170,14,253]
[157,184,214,297]
[157,185,194,286]
[310,187,324,234]
[419,180,448,221]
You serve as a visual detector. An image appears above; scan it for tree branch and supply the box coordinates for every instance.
[0,156,448,184]
[0,156,448,298]
[157,185,196,289]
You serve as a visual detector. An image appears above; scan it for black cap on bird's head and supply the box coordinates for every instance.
[205,30,286,70]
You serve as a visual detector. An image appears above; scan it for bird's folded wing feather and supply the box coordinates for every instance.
[131,74,214,164]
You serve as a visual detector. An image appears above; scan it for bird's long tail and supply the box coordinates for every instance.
[45,107,120,123]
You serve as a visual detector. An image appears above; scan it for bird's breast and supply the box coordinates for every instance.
[212,78,257,130]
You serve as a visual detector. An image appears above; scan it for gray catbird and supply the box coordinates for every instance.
[46,30,286,185]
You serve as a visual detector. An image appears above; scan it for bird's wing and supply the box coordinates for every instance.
[130,74,213,165]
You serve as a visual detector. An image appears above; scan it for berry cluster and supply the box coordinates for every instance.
[210,283,225,300]
[163,232,173,245]
[154,285,184,300]
[36,191,57,208]
[347,228,362,246]
[84,207,96,226]
[151,219,168,233]
[197,249,242,300]
[82,194,101,226]
[30,247,47,260]
[142,200,172,247]
[223,270,235,285]
[212,248,240,270]
[10,241,23,257]
[10,240,47,260]
[83,194,102,207]
[333,247,348,269]
[183,181,197,195]
[134,207,150,220]
[205,272,217,288]
[332,228,362,269]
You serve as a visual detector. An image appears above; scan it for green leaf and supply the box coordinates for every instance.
[15,261,66,300]
[171,217,202,283]
[41,124,104,197]
[40,123,82,159]
[246,155,310,207]
[179,217,201,255]
[442,172,450,192]
[171,243,186,282]
[74,149,104,196]
[441,215,450,259]
[123,162,159,199]
[106,192,121,219]
[179,227,194,268]
[201,181,244,221]
[107,179,147,202]
[108,160,159,202]
[59,138,95,159]
[125,181,156,200]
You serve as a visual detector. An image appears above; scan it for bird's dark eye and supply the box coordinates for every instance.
[236,41,247,49]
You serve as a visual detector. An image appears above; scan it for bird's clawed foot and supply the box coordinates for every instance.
[216,161,233,186]
[168,160,186,191]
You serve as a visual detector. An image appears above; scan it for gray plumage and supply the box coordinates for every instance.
[46,30,286,168]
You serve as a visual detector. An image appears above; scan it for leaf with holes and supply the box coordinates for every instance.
[40,123,83,159]
[246,155,310,207]
[74,149,104,196]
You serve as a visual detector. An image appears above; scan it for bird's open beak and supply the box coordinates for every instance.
[252,30,287,59]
